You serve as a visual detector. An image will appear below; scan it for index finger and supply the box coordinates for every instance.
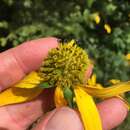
[0,37,58,91]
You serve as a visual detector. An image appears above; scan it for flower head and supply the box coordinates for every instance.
[39,40,91,88]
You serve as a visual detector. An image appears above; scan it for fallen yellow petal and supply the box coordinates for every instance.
[54,86,67,107]
[0,87,43,106]
[15,71,43,88]
[74,87,102,130]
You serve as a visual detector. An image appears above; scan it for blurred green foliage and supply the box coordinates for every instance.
[0,0,130,129]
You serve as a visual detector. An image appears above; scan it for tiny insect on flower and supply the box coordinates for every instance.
[0,40,130,130]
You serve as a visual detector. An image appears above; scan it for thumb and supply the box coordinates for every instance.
[33,98,127,130]
[33,107,83,130]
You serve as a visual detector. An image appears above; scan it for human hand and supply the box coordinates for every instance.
[0,37,128,130]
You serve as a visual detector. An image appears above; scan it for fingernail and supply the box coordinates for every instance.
[45,107,83,130]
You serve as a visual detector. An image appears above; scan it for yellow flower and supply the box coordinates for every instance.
[94,13,101,24]
[0,40,130,130]
[104,24,111,34]
[126,53,130,60]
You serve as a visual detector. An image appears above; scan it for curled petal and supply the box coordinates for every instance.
[86,83,130,110]
[0,71,44,106]
[54,86,67,107]
[85,81,130,99]
[74,87,102,130]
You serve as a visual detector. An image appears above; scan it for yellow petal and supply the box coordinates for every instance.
[109,79,120,85]
[91,74,96,85]
[0,71,44,106]
[0,87,43,106]
[15,71,43,88]
[74,87,102,130]
[54,86,67,107]
[87,74,96,86]
[86,84,130,110]
[85,81,130,99]
[87,74,103,89]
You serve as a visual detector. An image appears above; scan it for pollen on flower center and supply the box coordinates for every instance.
[39,40,91,88]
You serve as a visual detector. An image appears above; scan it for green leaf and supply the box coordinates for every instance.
[63,87,73,108]
[86,0,95,8]
[39,82,53,88]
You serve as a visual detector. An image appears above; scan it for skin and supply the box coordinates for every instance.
[0,37,128,130]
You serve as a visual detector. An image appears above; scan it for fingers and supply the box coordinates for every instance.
[97,98,128,130]
[0,89,54,130]
[0,37,58,91]
[33,98,128,130]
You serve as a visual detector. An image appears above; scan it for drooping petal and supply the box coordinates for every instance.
[15,71,43,88]
[74,87,102,130]
[54,86,67,107]
[86,83,130,110]
[85,81,130,99]
[0,87,43,106]
[0,71,44,106]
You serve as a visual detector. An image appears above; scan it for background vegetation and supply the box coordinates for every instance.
[0,0,130,129]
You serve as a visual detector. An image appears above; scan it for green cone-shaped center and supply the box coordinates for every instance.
[39,40,91,88]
